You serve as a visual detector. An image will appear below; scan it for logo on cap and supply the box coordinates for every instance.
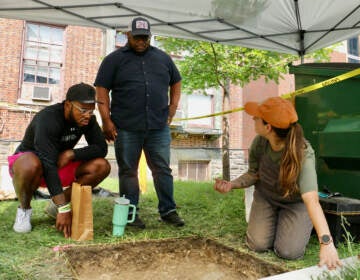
[136,20,149,30]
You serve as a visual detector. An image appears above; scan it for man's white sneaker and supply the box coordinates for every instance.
[13,207,32,233]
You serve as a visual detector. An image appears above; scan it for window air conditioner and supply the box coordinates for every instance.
[32,86,51,101]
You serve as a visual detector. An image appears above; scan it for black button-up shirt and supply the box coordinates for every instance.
[94,45,181,131]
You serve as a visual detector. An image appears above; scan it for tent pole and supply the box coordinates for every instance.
[299,30,305,64]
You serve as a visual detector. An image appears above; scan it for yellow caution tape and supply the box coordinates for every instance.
[174,106,244,121]
[281,67,360,99]
[2,68,359,120]
[174,67,360,121]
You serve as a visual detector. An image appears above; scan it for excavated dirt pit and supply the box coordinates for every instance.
[65,237,286,280]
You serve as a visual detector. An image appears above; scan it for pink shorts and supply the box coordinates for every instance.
[8,152,82,188]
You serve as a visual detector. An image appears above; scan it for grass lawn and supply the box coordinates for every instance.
[0,179,359,279]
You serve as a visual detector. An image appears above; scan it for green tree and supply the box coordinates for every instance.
[158,37,332,180]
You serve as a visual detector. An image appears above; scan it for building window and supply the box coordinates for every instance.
[347,37,359,63]
[178,160,210,181]
[187,94,214,128]
[23,23,64,85]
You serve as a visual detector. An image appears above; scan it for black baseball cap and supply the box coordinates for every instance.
[129,17,151,36]
[66,83,98,104]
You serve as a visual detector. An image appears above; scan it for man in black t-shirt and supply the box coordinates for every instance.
[8,83,110,237]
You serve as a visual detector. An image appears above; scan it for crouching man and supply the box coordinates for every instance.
[8,83,110,238]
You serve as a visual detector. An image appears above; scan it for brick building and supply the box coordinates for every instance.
[0,18,356,190]
[0,19,104,190]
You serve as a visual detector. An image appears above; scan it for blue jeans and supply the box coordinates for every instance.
[114,126,176,216]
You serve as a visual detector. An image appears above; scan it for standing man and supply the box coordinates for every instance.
[9,83,111,238]
[94,17,184,228]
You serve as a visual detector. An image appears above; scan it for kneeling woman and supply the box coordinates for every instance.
[214,97,341,270]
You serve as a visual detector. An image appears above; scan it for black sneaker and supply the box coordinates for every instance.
[127,214,146,229]
[160,211,185,227]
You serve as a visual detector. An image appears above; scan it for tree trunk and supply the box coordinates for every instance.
[222,115,230,181]
[222,85,230,181]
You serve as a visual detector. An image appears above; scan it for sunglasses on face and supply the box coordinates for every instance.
[71,102,94,115]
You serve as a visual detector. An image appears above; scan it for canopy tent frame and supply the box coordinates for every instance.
[0,0,360,57]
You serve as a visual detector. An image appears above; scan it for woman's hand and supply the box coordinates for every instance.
[319,243,342,270]
[302,191,342,271]
[214,178,233,193]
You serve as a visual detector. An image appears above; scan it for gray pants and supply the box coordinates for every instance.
[246,190,313,260]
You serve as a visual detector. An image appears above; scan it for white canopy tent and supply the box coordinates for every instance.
[0,0,359,56]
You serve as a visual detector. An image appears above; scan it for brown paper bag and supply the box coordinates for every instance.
[71,182,93,241]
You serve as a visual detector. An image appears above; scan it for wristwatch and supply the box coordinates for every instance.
[319,234,332,245]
